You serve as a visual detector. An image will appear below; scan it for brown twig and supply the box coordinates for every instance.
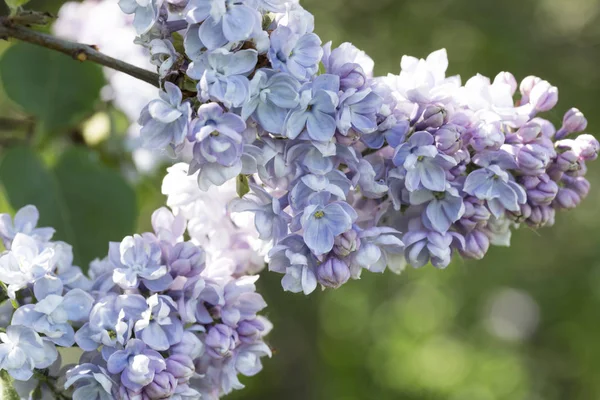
[0,16,160,88]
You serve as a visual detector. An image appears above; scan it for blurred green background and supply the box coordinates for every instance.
[1,0,600,399]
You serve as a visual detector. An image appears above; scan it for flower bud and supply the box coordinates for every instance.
[553,149,579,173]
[555,108,587,139]
[168,242,206,277]
[143,371,177,399]
[415,105,447,131]
[575,134,600,161]
[456,197,490,233]
[338,63,368,91]
[493,71,518,95]
[519,75,541,104]
[205,324,238,359]
[471,122,504,152]
[554,188,581,209]
[333,230,360,257]
[529,80,558,112]
[526,205,555,228]
[516,143,553,176]
[316,258,350,289]
[515,121,542,143]
[520,175,558,206]
[563,176,590,199]
[237,319,266,344]
[171,331,204,360]
[434,124,462,155]
[460,230,489,260]
[166,354,195,383]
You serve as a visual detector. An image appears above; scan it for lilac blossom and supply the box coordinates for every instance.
[300,201,358,256]
[242,69,301,134]
[0,325,57,380]
[187,49,258,107]
[268,25,322,81]
[185,0,262,50]
[139,82,192,150]
[107,339,167,391]
[0,205,54,249]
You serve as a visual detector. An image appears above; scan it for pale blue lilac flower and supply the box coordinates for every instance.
[134,294,183,351]
[149,39,178,78]
[403,220,464,269]
[286,142,335,175]
[274,2,314,35]
[268,234,318,294]
[0,205,54,249]
[221,275,267,327]
[0,233,55,299]
[187,49,258,107]
[300,201,357,255]
[0,325,57,380]
[107,338,167,391]
[336,88,382,135]
[118,0,163,35]
[185,0,262,49]
[322,41,374,91]
[75,294,146,351]
[12,288,94,347]
[230,184,291,242]
[242,69,301,134]
[353,227,404,273]
[464,151,527,218]
[409,185,465,233]
[354,159,389,199]
[109,234,172,291]
[283,74,339,141]
[268,25,322,81]
[139,82,192,149]
[64,364,116,400]
[289,170,351,210]
[393,131,457,192]
[189,103,247,145]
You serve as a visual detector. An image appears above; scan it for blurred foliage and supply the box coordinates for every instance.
[0,146,137,267]
[0,0,599,399]
[0,43,104,133]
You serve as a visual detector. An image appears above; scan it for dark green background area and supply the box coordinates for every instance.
[0,0,599,399]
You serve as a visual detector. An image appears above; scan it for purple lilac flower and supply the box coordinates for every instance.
[64,364,116,400]
[134,294,183,351]
[300,201,358,256]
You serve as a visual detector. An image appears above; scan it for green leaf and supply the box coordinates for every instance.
[236,174,250,198]
[0,146,137,269]
[0,370,20,400]
[4,0,30,13]
[0,43,105,131]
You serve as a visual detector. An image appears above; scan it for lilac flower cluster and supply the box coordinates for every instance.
[0,205,272,399]
[126,0,598,295]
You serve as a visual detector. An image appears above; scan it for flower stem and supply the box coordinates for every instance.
[0,282,18,309]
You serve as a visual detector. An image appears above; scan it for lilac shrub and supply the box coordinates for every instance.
[124,0,598,295]
[0,204,272,399]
